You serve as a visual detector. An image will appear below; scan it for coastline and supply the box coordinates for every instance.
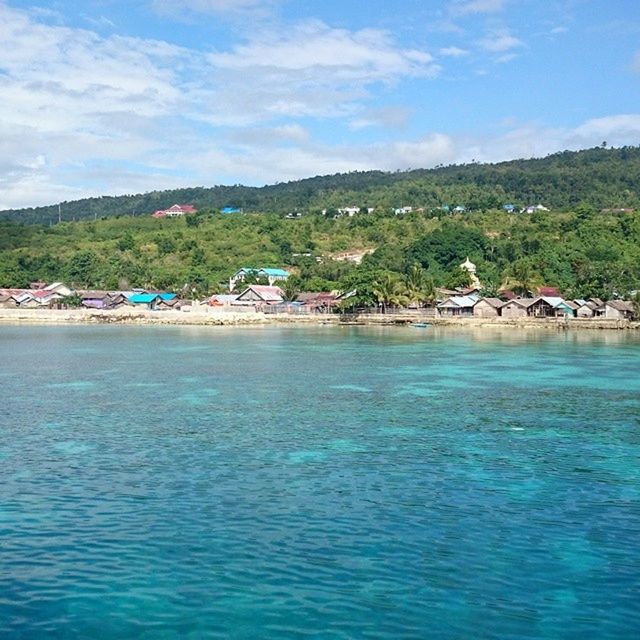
[0,307,638,330]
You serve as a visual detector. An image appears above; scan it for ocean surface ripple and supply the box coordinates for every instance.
[1,325,639,639]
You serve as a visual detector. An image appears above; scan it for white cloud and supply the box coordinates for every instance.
[572,114,640,140]
[477,28,523,53]
[348,107,411,131]
[450,0,507,17]
[151,0,275,16]
[209,21,437,78]
[1,3,640,210]
[0,4,443,208]
[439,46,469,57]
[203,21,438,125]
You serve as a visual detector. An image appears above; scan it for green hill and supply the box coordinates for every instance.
[2,146,640,225]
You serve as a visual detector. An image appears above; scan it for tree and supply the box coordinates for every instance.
[503,260,542,296]
[404,264,435,306]
[281,275,301,301]
[373,274,408,313]
[444,266,472,290]
[66,250,99,287]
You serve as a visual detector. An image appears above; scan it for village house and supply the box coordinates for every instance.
[155,297,184,311]
[574,300,597,318]
[229,267,290,291]
[437,295,478,316]
[18,289,65,308]
[126,292,177,309]
[602,300,635,320]
[79,291,112,309]
[0,294,19,308]
[473,298,505,318]
[44,282,74,297]
[296,292,338,313]
[500,299,530,318]
[79,291,128,310]
[206,294,239,308]
[233,285,284,306]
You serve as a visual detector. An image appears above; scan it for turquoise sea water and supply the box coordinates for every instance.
[1,325,639,639]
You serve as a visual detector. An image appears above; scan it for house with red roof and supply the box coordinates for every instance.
[151,204,197,218]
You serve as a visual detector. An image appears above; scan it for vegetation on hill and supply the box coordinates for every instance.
[2,146,640,225]
[1,204,639,302]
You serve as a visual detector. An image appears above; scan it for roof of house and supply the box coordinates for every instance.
[32,290,62,299]
[153,204,196,216]
[208,294,238,305]
[127,293,162,304]
[540,296,566,308]
[438,295,477,308]
[237,285,284,302]
[44,282,68,291]
[606,300,634,312]
[503,297,537,308]
[78,290,111,299]
[259,268,290,277]
[297,292,337,303]
[474,297,505,309]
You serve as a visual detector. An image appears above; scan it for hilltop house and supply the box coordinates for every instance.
[521,204,550,214]
[152,204,197,218]
[331,249,375,265]
[229,268,290,291]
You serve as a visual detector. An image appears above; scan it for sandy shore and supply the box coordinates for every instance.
[0,307,637,330]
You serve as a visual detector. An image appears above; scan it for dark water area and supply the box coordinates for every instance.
[1,325,639,639]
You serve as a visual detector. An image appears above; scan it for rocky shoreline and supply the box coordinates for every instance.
[0,307,638,330]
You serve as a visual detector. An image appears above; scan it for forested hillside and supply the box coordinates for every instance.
[2,146,640,225]
[1,204,639,301]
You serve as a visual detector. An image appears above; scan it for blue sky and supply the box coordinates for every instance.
[1,0,639,208]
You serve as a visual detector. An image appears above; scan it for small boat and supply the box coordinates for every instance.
[411,322,431,328]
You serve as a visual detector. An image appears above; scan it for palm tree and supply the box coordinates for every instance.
[503,261,542,297]
[404,264,436,307]
[281,277,300,302]
[373,274,407,313]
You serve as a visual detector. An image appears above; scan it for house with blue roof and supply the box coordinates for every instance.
[229,268,290,291]
[126,292,177,309]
